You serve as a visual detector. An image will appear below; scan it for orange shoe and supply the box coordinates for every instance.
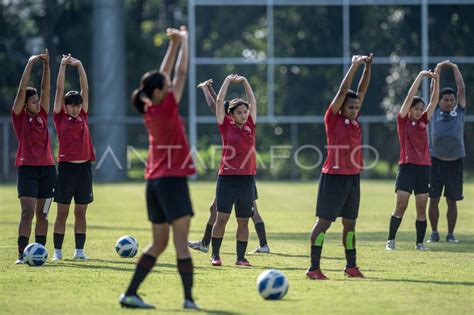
[344,266,365,278]
[235,259,252,267]
[306,268,329,280]
[211,256,222,266]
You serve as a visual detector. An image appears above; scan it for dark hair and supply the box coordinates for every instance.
[224,100,230,114]
[440,87,456,99]
[131,70,166,114]
[227,98,249,115]
[64,91,83,106]
[25,87,37,102]
[411,96,425,108]
[344,90,359,103]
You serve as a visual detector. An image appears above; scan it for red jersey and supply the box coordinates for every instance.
[143,91,196,179]
[11,107,55,166]
[397,112,431,166]
[322,104,363,175]
[54,108,95,162]
[218,115,256,176]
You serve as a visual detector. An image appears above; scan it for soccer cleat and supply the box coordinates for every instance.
[344,267,366,278]
[386,239,396,251]
[306,268,329,280]
[73,250,89,260]
[15,253,24,265]
[52,250,63,261]
[427,231,440,243]
[415,243,429,251]
[119,294,155,309]
[188,240,209,253]
[183,299,200,310]
[211,256,222,266]
[446,234,459,243]
[235,259,252,267]
[249,244,270,254]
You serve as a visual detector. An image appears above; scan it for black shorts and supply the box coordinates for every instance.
[395,163,430,195]
[146,177,194,224]
[216,175,255,218]
[316,173,360,222]
[55,161,93,205]
[17,165,57,199]
[429,157,464,201]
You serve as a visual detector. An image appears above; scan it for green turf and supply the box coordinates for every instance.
[1,181,473,314]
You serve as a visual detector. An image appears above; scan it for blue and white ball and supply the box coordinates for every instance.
[256,269,289,300]
[23,243,48,267]
[115,236,139,258]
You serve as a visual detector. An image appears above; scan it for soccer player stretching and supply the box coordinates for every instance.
[188,79,270,254]
[119,26,199,310]
[386,66,440,251]
[52,54,95,261]
[210,74,258,267]
[306,54,373,280]
[11,49,55,264]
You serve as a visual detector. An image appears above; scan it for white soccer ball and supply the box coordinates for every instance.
[256,269,289,300]
[23,243,48,267]
[115,236,139,258]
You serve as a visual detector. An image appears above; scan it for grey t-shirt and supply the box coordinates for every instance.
[430,104,465,159]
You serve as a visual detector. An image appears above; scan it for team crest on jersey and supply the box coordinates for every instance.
[450,110,457,117]
[419,122,426,128]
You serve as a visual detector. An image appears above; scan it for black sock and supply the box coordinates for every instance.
[75,233,86,249]
[202,224,213,246]
[211,237,223,258]
[388,215,402,240]
[345,249,357,268]
[254,222,268,247]
[18,236,29,256]
[416,220,427,244]
[177,258,194,301]
[35,235,47,246]
[309,245,322,271]
[54,233,65,250]
[236,240,248,261]
[125,254,157,296]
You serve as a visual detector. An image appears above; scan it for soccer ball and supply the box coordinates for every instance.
[115,236,139,258]
[23,243,48,267]
[256,269,289,300]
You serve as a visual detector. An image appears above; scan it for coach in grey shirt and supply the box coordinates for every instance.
[428,61,466,244]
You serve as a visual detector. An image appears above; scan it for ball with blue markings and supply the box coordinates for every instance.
[115,236,139,258]
[256,269,289,300]
[23,243,48,267]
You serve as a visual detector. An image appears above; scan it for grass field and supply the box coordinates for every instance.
[1,181,473,314]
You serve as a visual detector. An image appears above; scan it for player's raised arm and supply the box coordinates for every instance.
[38,49,51,113]
[449,62,466,108]
[198,79,217,114]
[172,26,189,104]
[12,54,42,114]
[54,54,71,113]
[426,64,440,121]
[160,28,181,77]
[356,53,373,109]
[70,56,89,113]
[240,76,257,122]
[216,74,237,124]
[330,55,366,114]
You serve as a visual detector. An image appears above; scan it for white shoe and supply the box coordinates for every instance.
[73,250,89,260]
[386,240,396,251]
[188,240,209,253]
[415,243,429,251]
[52,250,63,261]
[249,244,270,254]
[183,299,200,310]
[15,254,24,265]
[119,294,155,309]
